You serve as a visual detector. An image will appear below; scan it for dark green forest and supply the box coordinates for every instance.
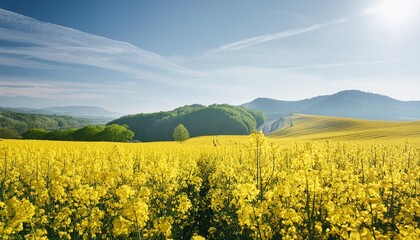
[0,110,92,134]
[109,104,266,142]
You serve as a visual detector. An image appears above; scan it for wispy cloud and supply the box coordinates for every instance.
[207,24,324,54]
[0,6,214,111]
[206,9,373,54]
[0,55,65,70]
[0,9,202,86]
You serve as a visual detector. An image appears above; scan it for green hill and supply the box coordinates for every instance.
[0,110,93,135]
[270,114,420,141]
[109,104,265,142]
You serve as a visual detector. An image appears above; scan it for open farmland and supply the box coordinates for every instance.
[1,125,419,239]
[271,114,420,142]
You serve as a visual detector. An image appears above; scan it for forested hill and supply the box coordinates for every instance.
[109,104,266,142]
[0,110,92,134]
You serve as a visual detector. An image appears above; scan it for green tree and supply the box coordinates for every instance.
[22,129,48,140]
[172,124,190,142]
[72,125,105,141]
[0,128,19,139]
[47,129,76,140]
[95,124,134,142]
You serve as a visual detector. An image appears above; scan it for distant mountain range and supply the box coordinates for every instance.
[242,90,420,121]
[42,106,122,118]
[1,106,122,119]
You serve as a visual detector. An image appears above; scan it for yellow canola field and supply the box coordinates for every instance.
[0,133,419,239]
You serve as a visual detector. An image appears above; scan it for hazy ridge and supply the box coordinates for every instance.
[242,90,420,121]
[1,106,122,119]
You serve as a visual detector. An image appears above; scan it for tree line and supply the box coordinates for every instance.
[20,124,134,142]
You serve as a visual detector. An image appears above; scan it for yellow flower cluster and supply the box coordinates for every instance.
[0,135,418,239]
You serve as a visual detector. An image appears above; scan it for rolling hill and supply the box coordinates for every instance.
[270,114,420,141]
[0,110,93,134]
[109,104,265,142]
[242,90,420,121]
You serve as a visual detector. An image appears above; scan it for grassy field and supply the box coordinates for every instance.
[269,114,420,142]
[186,114,420,146]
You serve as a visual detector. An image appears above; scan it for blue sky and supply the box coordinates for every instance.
[0,0,420,113]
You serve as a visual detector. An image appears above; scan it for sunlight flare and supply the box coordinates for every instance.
[373,0,420,26]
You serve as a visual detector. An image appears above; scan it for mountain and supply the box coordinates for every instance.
[242,90,420,121]
[0,106,122,119]
[242,95,328,120]
[109,104,266,142]
[41,106,122,118]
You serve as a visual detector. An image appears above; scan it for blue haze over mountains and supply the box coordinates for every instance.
[0,105,122,119]
[242,90,420,121]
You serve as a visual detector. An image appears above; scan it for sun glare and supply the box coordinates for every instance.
[374,0,420,27]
